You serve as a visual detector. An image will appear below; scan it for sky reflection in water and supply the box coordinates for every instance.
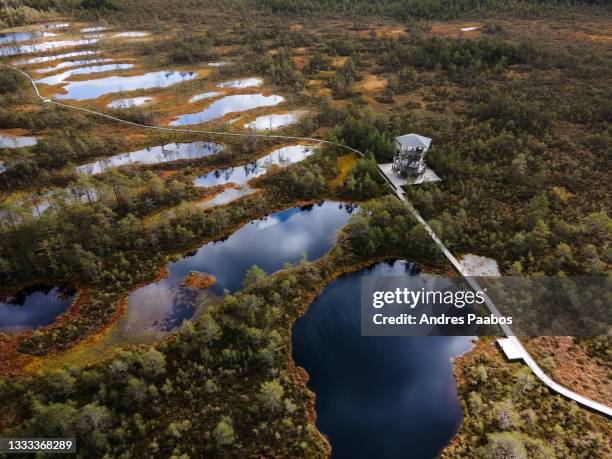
[125,201,356,333]
[0,286,76,331]
[55,70,198,100]
[292,260,474,459]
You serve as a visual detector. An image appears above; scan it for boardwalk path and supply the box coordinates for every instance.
[379,170,612,418]
[3,63,611,418]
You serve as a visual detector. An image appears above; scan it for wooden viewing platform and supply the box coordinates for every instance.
[378,162,441,186]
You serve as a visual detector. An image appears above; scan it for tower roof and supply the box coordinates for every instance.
[395,133,432,150]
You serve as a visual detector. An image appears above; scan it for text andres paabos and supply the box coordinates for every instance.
[371,288,513,326]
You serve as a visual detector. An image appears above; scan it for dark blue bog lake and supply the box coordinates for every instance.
[0,286,76,331]
[292,260,473,459]
[126,201,357,333]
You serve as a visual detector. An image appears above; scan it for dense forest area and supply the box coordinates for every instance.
[252,0,611,20]
[445,338,611,458]
[3,0,612,25]
[2,0,611,29]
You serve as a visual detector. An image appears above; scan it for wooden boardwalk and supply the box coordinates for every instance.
[377,166,612,418]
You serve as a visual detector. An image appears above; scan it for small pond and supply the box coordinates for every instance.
[37,63,134,85]
[292,260,473,459]
[42,23,70,29]
[217,77,262,88]
[81,27,108,33]
[14,50,98,65]
[113,32,150,38]
[0,134,38,148]
[195,144,315,187]
[0,30,56,44]
[189,91,222,103]
[170,93,284,126]
[0,286,76,332]
[107,96,154,109]
[77,141,223,175]
[83,33,106,40]
[55,70,198,100]
[197,186,257,209]
[244,110,306,131]
[0,38,99,57]
[125,201,357,334]
[36,58,113,73]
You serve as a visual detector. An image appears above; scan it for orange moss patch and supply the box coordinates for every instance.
[292,55,309,69]
[359,74,387,92]
[124,132,149,142]
[290,23,303,31]
[58,288,92,323]
[181,271,217,289]
[443,338,492,454]
[507,68,529,79]
[550,186,573,202]
[307,79,330,96]
[211,45,234,54]
[473,19,611,50]
[357,25,405,38]
[24,297,130,374]
[572,31,612,42]
[0,333,34,376]
[288,355,332,456]
[0,128,32,136]
[331,56,348,67]
[330,153,358,188]
[157,170,180,179]
[526,336,612,407]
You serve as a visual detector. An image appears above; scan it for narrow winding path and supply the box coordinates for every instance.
[3,63,611,418]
